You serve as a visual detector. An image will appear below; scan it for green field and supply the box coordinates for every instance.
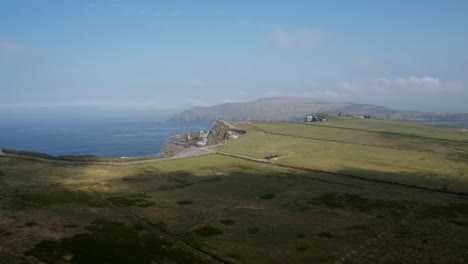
[214,119,468,191]
[1,119,468,263]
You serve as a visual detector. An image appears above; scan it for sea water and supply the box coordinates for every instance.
[0,120,211,158]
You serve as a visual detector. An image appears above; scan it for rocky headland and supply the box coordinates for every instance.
[160,120,246,157]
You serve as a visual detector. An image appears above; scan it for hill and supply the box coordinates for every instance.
[1,119,468,263]
[169,96,468,124]
[169,97,396,121]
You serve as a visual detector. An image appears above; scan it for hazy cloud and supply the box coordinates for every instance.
[0,40,36,57]
[220,99,234,104]
[266,28,321,49]
[304,90,344,100]
[267,90,282,96]
[335,76,465,96]
[189,80,207,88]
[188,98,209,107]
[0,100,182,111]
[145,53,159,65]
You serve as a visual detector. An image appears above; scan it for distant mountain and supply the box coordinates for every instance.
[169,97,396,121]
[169,97,468,123]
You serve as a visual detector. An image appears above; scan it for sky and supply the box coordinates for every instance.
[1,0,468,120]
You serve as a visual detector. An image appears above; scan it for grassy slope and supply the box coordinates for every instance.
[214,119,468,191]
[1,119,468,263]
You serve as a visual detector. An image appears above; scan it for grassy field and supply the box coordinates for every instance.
[214,119,468,192]
[1,119,468,263]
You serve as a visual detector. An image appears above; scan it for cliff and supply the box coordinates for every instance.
[207,120,246,145]
[160,120,245,157]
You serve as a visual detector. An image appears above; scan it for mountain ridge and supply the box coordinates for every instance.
[169,97,468,123]
[169,97,384,121]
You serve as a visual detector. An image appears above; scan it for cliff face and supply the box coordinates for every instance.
[159,134,187,157]
[160,120,245,157]
[207,120,246,145]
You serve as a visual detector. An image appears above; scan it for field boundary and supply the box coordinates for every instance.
[213,151,468,198]
[248,124,468,159]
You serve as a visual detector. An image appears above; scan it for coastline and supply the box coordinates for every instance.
[0,120,245,163]
[0,120,212,159]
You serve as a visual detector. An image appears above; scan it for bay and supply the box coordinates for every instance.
[0,120,212,158]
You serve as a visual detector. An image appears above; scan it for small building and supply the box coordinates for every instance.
[305,114,326,122]
[196,130,208,147]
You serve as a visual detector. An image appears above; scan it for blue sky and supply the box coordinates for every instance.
[1,0,468,118]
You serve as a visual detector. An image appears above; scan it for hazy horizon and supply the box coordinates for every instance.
[1,0,468,119]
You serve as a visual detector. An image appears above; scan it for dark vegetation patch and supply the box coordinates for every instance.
[219,219,235,225]
[18,222,37,228]
[396,226,431,242]
[422,203,468,219]
[25,219,201,264]
[317,231,334,238]
[106,196,155,207]
[157,182,194,191]
[194,226,223,237]
[296,233,306,238]
[176,200,193,205]
[448,219,468,226]
[127,193,150,198]
[296,245,308,251]
[1,231,13,237]
[446,151,468,161]
[248,227,260,235]
[197,177,221,183]
[62,224,78,229]
[181,233,203,251]
[11,190,102,207]
[259,193,276,199]
[133,224,145,231]
[0,170,4,176]
[308,192,405,213]
[149,221,167,230]
[346,225,368,231]
[158,175,221,191]
[226,254,245,262]
[263,154,279,160]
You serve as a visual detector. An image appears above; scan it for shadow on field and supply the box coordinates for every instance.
[3,156,468,264]
[4,160,314,264]
[334,166,468,196]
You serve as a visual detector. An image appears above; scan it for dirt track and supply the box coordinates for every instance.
[174,147,213,158]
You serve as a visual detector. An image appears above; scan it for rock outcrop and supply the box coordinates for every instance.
[160,120,245,157]
[207,120,246,145]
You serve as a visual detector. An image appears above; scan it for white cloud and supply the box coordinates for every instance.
[266,28,321,49]
[302,76,466,106]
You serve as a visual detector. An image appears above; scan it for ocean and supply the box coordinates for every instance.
[0,120,212,158]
